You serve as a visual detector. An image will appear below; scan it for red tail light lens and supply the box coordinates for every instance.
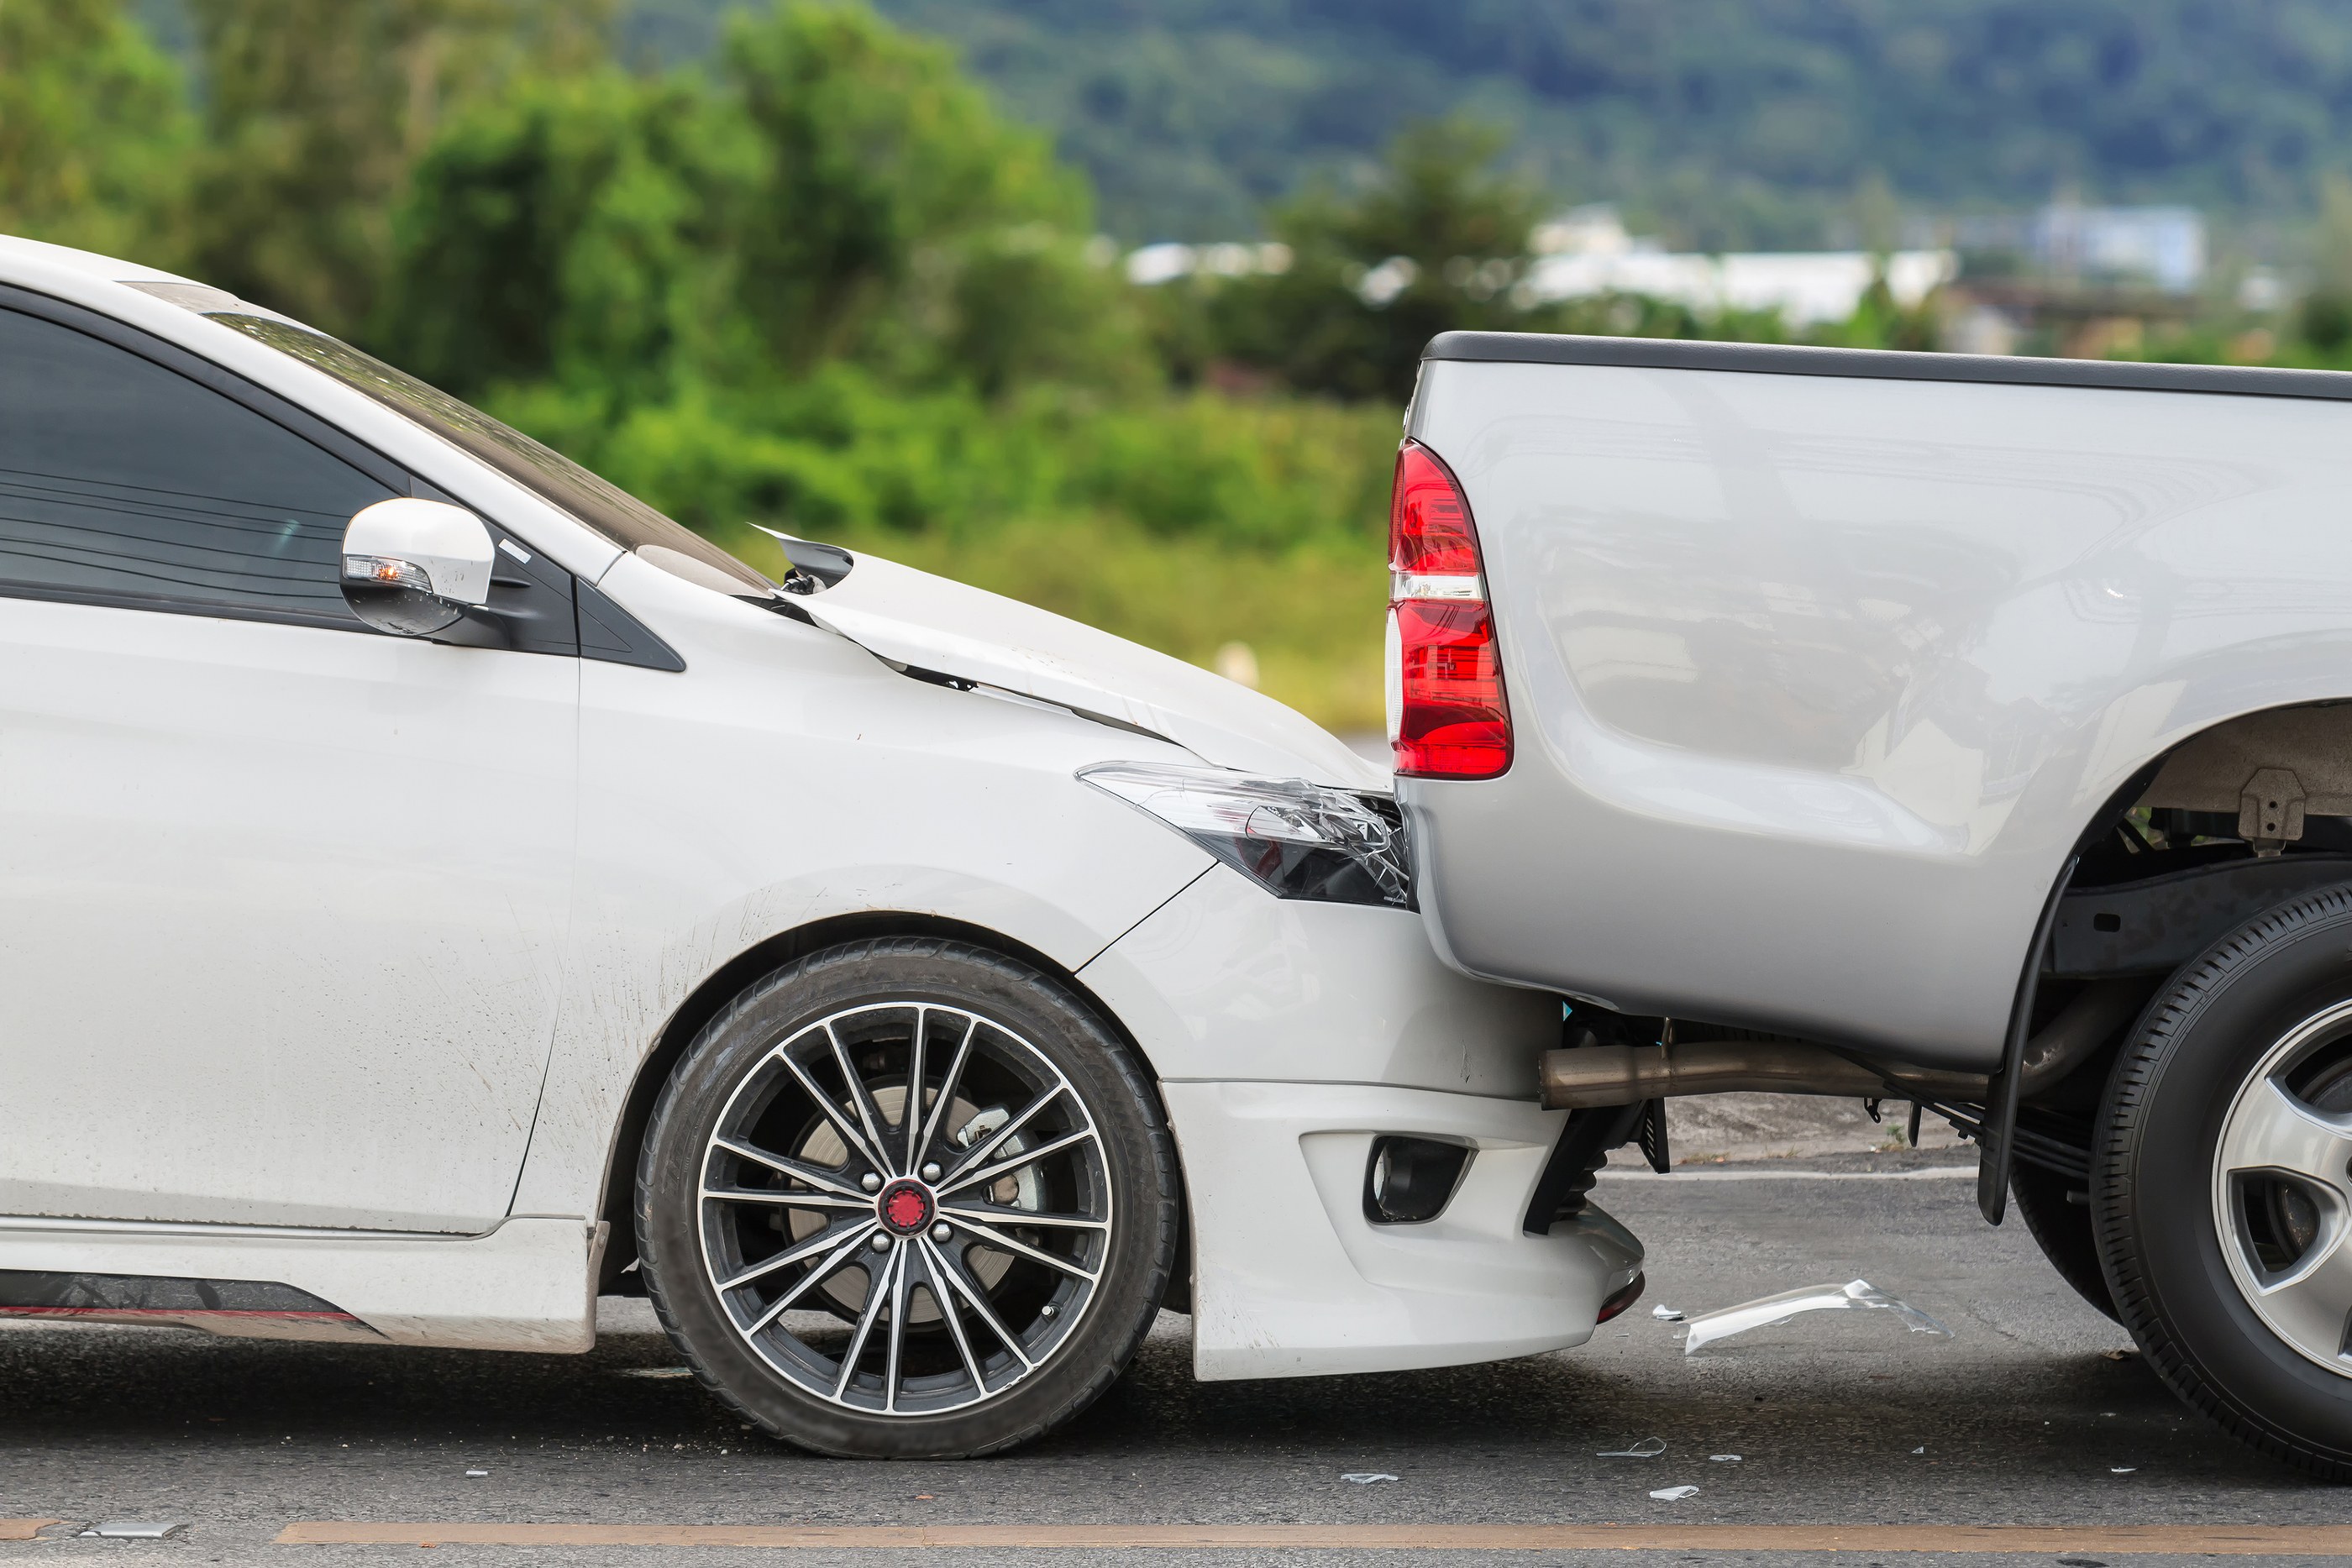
[1386,441,1510,779]
[1389,443,1479,576]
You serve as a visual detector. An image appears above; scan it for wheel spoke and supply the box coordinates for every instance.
[827,1022,897,1177]
[743,1223,883,1335]
[931,1239,1035,1371]
[833,1243,900,1400]
[903,1006,929,1172]
[711,1136,864,1199]
[703,1187,871,1213]
[884,1231,915,1414]
[721,1217,879,1293]
[2249,1230,2352,1361]
[945,1084,1064,1183]
[913,1015,978,1172]
[2220,1076,2352,1191]
[938,1201,1108,1231]
[950,1213,1100,1282]
[939,1127,1098,1199]
[778,1048,886,1175]
[916,1238,989,1396]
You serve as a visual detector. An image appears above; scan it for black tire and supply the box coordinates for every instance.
[2095,887,2352,1480]
[2011,1163,2118,1321]
[637,936,1178,1459]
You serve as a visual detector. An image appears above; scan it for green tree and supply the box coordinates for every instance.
[188,0,610,335]
[719,1,1137,392]
[379,68,733,401]
[1207,118,1554,400]
[0,0,192,263]
[383,1,1144,402]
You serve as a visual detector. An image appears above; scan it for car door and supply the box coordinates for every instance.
[0,298,579,1233]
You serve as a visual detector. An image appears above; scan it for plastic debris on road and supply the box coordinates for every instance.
[1341,1472,1398,1485]
[1912,1446,1926,1455]
[1597,1437,1667,1457]
[619,1366,694,1379]
[1709,1454,1741,1462]
[1681,1278,1952,1355]
[1651,1304,1684,1321]
[2111,1467,2137,1474]
[79,1523,186,1539]
[1649,1486,1700,1501]
[465,1469,489,1478]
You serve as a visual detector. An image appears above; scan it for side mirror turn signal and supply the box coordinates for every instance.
[340,498,496,638]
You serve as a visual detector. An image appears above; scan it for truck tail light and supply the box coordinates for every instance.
[1385,440,1510,779]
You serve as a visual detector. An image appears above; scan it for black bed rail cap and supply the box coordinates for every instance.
[1421,330,2352,404]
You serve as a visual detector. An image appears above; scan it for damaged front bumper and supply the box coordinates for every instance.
[1080,864,1642,1380]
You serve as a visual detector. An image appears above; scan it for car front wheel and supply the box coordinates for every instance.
[637,936,1178,1458]
[2096,888,2352,1478]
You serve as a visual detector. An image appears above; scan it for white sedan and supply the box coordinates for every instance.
[0,236,1637,1458]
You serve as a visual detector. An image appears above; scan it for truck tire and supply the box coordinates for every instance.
[2095,887,2352,1479]
[637,936,1179,1459]
[2011,1164,2117,1321]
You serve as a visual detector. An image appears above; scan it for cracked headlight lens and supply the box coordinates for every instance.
[1079,762,1413,909]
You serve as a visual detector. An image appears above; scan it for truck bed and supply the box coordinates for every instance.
[1397,333,2352,1068]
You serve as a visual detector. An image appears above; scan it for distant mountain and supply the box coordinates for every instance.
[621,0,2352,250]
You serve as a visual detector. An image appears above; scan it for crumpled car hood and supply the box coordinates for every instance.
[799,550,1388,791]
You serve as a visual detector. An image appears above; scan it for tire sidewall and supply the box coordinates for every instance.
[2011,1162,2118,1322]
[637,941,1174,1459]
[2098,894,2352,1460]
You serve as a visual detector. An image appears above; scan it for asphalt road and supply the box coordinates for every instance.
[1,1147,2337,1566]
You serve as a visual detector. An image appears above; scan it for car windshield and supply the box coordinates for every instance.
[207,312,773,596]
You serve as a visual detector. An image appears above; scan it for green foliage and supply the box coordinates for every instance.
[721,3,1098,382]
[1198,119,1551,401]
[383,3,1147,403]
[483,365,1398,552]
[188,0,611,334]
[381,68,730,398]
[0,0,191,260]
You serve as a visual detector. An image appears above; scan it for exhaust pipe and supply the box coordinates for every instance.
[1539,1039,1987,1109]
[1537,980,2145,1110]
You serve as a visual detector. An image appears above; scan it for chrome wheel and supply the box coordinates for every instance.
[2213,999,2352,1377]
[696,1002,1112,1417]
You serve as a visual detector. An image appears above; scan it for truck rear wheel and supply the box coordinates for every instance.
[2096,887,2352,1479]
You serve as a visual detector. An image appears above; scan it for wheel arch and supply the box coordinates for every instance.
[2039,696,2352,979]
[591,910,1186,1298]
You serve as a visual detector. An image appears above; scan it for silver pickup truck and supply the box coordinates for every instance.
[1394,332,2352,1478]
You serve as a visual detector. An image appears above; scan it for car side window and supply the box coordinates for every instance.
[0,307,396,627]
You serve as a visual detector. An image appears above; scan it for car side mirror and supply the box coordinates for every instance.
[341,498,496,638]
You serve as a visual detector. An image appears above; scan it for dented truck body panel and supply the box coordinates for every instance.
[1404,342,2352,1067]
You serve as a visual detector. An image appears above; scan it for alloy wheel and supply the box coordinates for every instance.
[2213,998,2352,1377]
[696,1002,1112,1417]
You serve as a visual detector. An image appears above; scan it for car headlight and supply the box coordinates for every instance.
[1079,762,1413,909]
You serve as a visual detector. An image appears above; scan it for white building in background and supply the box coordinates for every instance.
[1524,206,1956,325]
[1949,202,2207,293]
[1125,241,1292,286]
[2029,203,2204,292]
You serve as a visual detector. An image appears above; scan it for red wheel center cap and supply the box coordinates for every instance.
[878,1180,933,1235]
